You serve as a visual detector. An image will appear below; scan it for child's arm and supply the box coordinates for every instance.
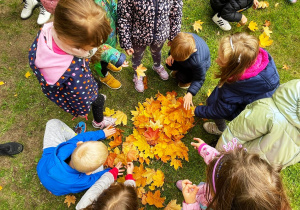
[117,0,133,50]
[124,162,136,187]
[168,0,183,41]
[219,1,246,23]
[99,44,127,69]
[68,127,116,143]
[182,180,200,210]
[191,138,220,165]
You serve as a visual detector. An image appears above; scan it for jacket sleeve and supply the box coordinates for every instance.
[168,0,183,41]
[182,202,200,210]
[219,1,243,22]
[100,44,126,67]
[68,130,106,143]
[198,143,220,165]
[76,172,114,210]
[187,64,207,96]
[117,0,133,50]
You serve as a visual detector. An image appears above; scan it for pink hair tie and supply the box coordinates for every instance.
[212,154,224,193]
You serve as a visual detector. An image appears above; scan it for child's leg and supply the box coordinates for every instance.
[150,43,169,80]
[43,119,76,149]
[91,94,105,123]
[99,61,121,89]
[214,119,227,132]
[132,45,147,70]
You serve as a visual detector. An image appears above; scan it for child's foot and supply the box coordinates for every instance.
[176,180,183,191]
[21,0,39,19]
[92,117,117,129]
[100,72,122,89]
[178,82,191,89]
[203,122,223,135]
[74,121,86,134]
[133,75,144,92]
[288,0,297,3]
[170,70,178,78]
[212,13,231,31]
[37,3,51,25]
[107,63,122,72]
[152,65,169,80]
[0,142,24,156]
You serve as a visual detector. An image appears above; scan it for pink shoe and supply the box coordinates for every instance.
[133,75,144,92]
[176,180,183,191]
[92,117,116,129]
[152,65,169,80]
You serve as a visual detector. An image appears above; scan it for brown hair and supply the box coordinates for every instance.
[54,0,111,48]
[170,32,196,61]
[85,183,139,210]
[215,32,259,87]
[205,148,291,210]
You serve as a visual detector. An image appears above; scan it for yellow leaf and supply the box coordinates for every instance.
[112,110,127,126]
[248,21,258,31]
[164,200,182,210]
[145,190,166,208]
[149,120,163,130]
[207,89,211,97]
[258,1,269,8]
[142,168,156,185]
[0,186,2,191]
[64,195,76,208]
[117,176,125,183]
[136,64,147,79]
[25,71,31,78]
[103,107,115,116]
[263,26,272,37]
[275,2,279,7]
[259,32,273,48]
[0,81,5,86]
[282,64,289,70]
[193,20,204,33]
[14,94,18,97]
[236,23,241,27]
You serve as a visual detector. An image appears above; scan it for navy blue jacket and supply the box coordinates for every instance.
[195,51,279,121]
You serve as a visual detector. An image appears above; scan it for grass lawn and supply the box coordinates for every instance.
[0,0,300,209]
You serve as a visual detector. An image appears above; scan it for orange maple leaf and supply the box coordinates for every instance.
[144,127,159,146]
[282,64,289,70]
[165,200,182,210]
[104,152,117,168]
[143,76,148,90]
[107,128,124,148]
[133,165,147,187]
[145,190,166,208]
[263,20,271,27]
[149,170,164,190]
[64,195,76,208]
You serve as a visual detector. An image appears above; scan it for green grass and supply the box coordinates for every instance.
[0,0,299,209]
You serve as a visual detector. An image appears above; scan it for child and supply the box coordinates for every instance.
[210,0,259,31]
[117,0,183,92]
[217,79,300,168]
[177,137,291,210]
[165,32,211,110]
[194,32,279,135]
[28,0,116,128]
[76,162,138,210]
[21,0,51,25]
[37,119,116,196]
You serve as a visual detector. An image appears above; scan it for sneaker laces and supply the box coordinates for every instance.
[22,0,28,9]
[217,19,224,26]
[39,4,46,15]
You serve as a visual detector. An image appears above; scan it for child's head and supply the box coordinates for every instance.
[54,0,111,49]
[71,141,108,174]
[216,32,259,87]
[86,183,138,210]
[206,148,291,210]
[170,32,196,61]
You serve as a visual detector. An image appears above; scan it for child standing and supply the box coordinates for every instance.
[177,138,291,210]
[117,0,183,92]
[28,0,116,128]
[211,0,259,31]
[194,32,279,135]
[165,32,211,110]
[76,162,138,210]
[37,119,116,195]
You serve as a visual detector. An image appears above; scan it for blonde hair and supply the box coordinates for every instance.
[216,32,259,87]
[71,141,108,173]
[170,32,196,61]
[54,0,111,48]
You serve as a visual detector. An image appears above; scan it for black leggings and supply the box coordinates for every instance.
[92,94,105,123]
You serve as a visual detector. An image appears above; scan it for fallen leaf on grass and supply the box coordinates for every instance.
[263,20,271,27]
[136,64,147,79]
[258,1,269,8]
[282,64,289,70]
[263,26,272,37]
[259,32,273,47]
[207,89,211,97]
[164,200,182,210]
[0,186,2,191]
[248,21,258,31]
[236,23,241,27]
[64,195,76,208]
[275,2,279,7]
[25,71,31,78]
[145,190,166,208]
[103,107,115,117]
[193,20,204,33]
[112,111,127,126]
[143,76,148,90]
[0,81,5,86]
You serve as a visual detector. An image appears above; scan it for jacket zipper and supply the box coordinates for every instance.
[152,0,158,41]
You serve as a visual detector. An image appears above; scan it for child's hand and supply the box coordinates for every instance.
[103,126,116,137]
[126,162,134,175]
[239,15,248,25]
[253,0,259,9]
[182,184,199,204]
[166,55,174,66]
[121,61,129,67]
[115,162,125,176]
[191,137,205,150]
[183,92,194,110]
[125,48,134,55]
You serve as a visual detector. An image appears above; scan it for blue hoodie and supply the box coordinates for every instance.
[37,130,110,196]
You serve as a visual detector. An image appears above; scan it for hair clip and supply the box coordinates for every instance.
[230,37,241,63]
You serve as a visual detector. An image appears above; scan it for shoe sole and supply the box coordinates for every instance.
[21,5,39,20]
[152,67,169,81]
[178,84,190,89]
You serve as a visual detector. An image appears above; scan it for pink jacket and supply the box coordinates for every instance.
[182,143,220,210]
[40,0,59,13]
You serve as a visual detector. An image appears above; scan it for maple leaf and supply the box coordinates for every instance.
[170,159,182,170]
[258,1,269,8]
[25,71,31,78]
[103,107,115,116]
[236,23,241,27]
[136,64,147,78]
[112,110,127,126]
[145,190,166,208]
[193,20,204,33]
[144,127,159,146]
[133,165,147,187]
[263,26,272,37]
[137,187,146,198]
[104,152,117,168]
[149,170,165,190]
[149,120,163,130]
[108,128,124,148]
[0,186,2,191]
[143,76,148,90]
[142,168,156,185]
[64,195,76,208]
[263,20,271,27]
[259,32,273,48]
[282,64,289,70]
[0,81,5,86]
[248,21,258,31]
[164,200,182,210]
[126,149,138,162]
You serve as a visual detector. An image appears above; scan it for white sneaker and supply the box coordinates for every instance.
[212,13,231,31]
[37,4,51,25]
[203,122,223,135]
[21,0,38,19]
